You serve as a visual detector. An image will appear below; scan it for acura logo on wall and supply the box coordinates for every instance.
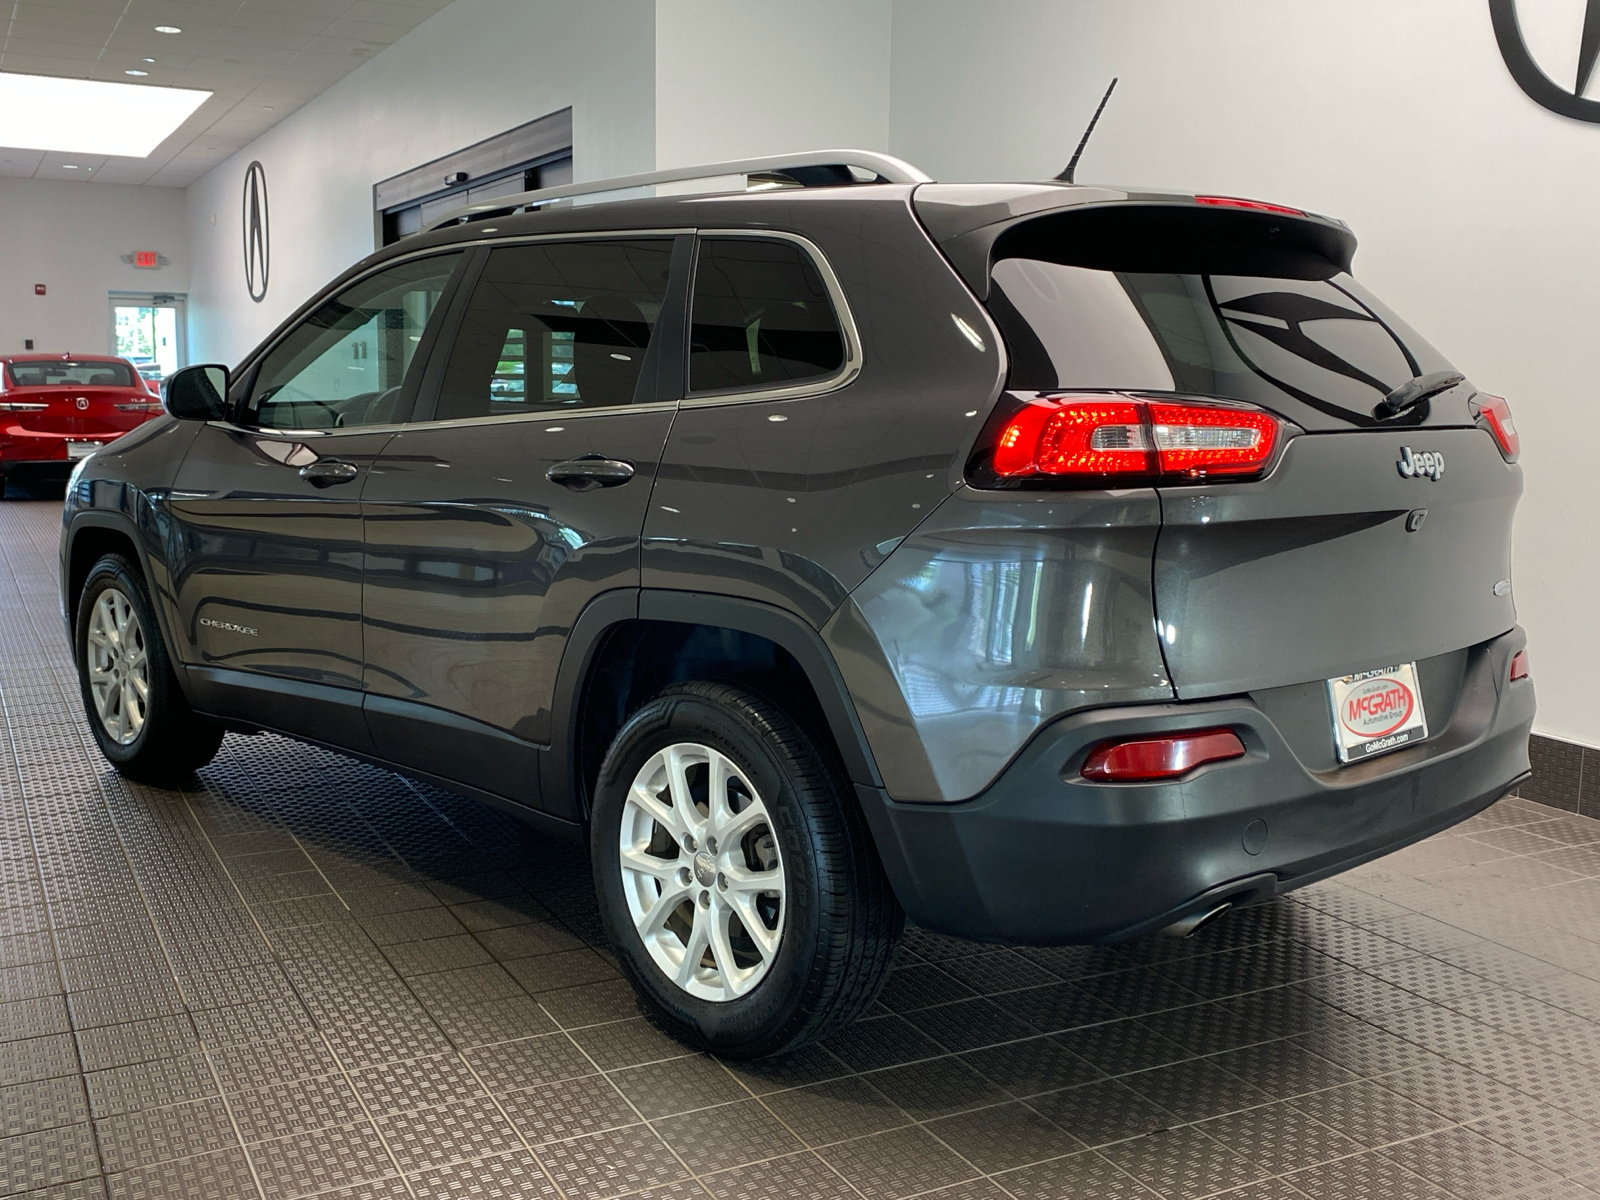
[1490,0,1600,122]
[242,160,270,302]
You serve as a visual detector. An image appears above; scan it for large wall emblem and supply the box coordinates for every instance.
[1490,0,1600,122]
[242,161,270,303]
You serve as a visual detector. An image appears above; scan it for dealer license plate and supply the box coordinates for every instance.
[1327,663,1428,763]
[66,441,101,460]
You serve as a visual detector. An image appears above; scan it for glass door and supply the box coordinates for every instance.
[109,294,187,388]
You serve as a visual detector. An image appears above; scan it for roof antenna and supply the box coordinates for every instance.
[1056,77,1118,183]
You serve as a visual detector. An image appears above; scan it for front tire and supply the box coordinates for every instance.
[591,682,903,1059]
[75,553,223,782]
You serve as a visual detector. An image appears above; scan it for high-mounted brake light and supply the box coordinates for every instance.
[1472,394,1519,462]
[1193,195,1305,217]
[1509,649,1530,682]
[989,395,1282,484]
[1082,728,1246,782]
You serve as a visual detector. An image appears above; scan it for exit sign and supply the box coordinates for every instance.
[133,251,160,269]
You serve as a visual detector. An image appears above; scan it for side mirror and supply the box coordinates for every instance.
[164,364,231,421]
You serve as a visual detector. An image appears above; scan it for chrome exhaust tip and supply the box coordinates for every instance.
[1160,901,1232,939]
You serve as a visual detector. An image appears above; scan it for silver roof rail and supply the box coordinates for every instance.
[423,149,932,234]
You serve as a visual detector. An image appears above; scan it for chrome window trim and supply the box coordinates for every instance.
[680,229,862,410]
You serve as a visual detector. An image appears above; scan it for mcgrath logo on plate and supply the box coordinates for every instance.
[1340,674,1414,738]
[1326,662,1429,763]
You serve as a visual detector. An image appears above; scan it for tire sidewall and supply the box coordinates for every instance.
[75,556,168,767]
[591,689,827,1053]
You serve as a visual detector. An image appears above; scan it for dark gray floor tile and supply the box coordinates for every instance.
[0,997,69,1043]
[0,1121,98,1197]
[535,980,641,1031]
[608,1054,746,1120]
[375,1093,523,1173]
[819,1014,943,1073]
[1051,1018,1193,1077]
[408,1149,558,1199]
[500,948,618,995]
[74,1014,199,1075]
[925,1099,1084,1172]
[1284,1149,1452,1200]
[906,997,1040,1053]
[568,1018,692,1073]
[465,1033,598,1094]
[432,994,556,1048]
[104,1146,258,1200]
[82,1054,217,1120]
[1121,1055,1272,1123]
[1197,1099,1360,1174]
[1379,1125,1561,1199]
[656,1097,803,1173]
[348,1052,485,1117]
[758,1073,907,1146]
[247,1117,399,1199]
[92,1095,237,1173]
[703,1149,855,1200]
[382,934,495,978]
[0,1077,88,1140]
[207,1033,340,1094]
[995,1149,1160,1199]
[1029,1078,1173,1149]
[1101,1124,1268,1198]
[536,1122,689,1200]
[816,1125,978,1200]
[228,1073,369,1145]
[498,1073,638,1146]
[867,1055,1007,1120]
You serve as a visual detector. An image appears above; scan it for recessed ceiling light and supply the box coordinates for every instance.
[62,163,79,169]
[0,72,210,157]
[261,105,274,110]
[125,69,148,76]
[142,57,156,63]
[154,25,181,33]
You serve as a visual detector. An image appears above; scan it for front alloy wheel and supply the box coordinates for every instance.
[619,743,785,1001]
[85,587,150,745]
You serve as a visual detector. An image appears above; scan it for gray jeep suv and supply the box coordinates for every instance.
[59,150,1534,1057]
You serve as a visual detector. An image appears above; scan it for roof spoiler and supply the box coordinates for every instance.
[423,149,932,234]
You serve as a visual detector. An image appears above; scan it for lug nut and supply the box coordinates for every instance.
[698,890,710,908]
[676,867,691,887]
[706,836,718,854]
[716,872,727,890]
[683,834,696,853]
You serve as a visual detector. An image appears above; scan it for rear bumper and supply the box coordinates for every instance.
[2,428,117,466]
[858,627,1534,944]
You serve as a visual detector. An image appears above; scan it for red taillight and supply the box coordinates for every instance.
[990,395,1282,484]
[1509,649,1530,682]
[1193,195,1305,216]
[115,401,163,412]
[1473,393,1519,462]
[1082,728,1246,782]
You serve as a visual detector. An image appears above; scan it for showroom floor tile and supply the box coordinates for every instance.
[5,494,1600,1199]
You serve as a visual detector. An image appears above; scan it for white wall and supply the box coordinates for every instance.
[889,0,1600,747]
[0,178,188,357]
[653,0,891,167]
[185,0,657,368]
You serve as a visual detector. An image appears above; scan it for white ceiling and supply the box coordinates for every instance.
[0,0,455,187]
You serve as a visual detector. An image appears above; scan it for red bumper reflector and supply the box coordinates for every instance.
[1510,649,1530,682]
[1082,728,1246,783]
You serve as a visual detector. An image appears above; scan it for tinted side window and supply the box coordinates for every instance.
[248,253,463,429]
[431,239,672,420]
[689,238,844,394]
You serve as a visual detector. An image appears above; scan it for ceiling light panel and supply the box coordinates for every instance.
[0,72,211,156]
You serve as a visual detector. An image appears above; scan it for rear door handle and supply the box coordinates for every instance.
[546,456,635,491]
[298,459,360,487]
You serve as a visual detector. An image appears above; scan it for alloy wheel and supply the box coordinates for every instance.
[618,742,786,1001]
[86,587,150,746]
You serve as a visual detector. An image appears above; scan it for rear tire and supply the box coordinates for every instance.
[591,681,903,1059]
[75,553,223,782]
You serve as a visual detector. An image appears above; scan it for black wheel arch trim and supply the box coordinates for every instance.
[64,510,179,676]
[543,588,886,823]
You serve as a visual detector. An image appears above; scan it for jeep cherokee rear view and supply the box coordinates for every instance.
[59,151,1532,1057]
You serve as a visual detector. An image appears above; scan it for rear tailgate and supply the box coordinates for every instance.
[1155,425,1519,696]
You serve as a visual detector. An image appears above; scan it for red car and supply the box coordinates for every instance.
[0,354,166,493]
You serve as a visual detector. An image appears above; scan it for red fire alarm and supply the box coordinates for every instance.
[34,284,45,295]
[133,251,159,269]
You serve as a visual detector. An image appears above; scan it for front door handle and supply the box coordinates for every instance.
[298,459,360,487]
[546,456,635,491]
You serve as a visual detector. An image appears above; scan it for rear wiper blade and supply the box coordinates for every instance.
[1373,370,1464,419]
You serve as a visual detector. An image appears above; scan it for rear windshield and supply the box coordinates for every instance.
[987,253,1457,430]
[5,360,137,388]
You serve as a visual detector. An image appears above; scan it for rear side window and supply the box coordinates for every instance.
[986,218,1456,430]
[432,239,672,420]
[689,238,844,394]
[7,360,136,387]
